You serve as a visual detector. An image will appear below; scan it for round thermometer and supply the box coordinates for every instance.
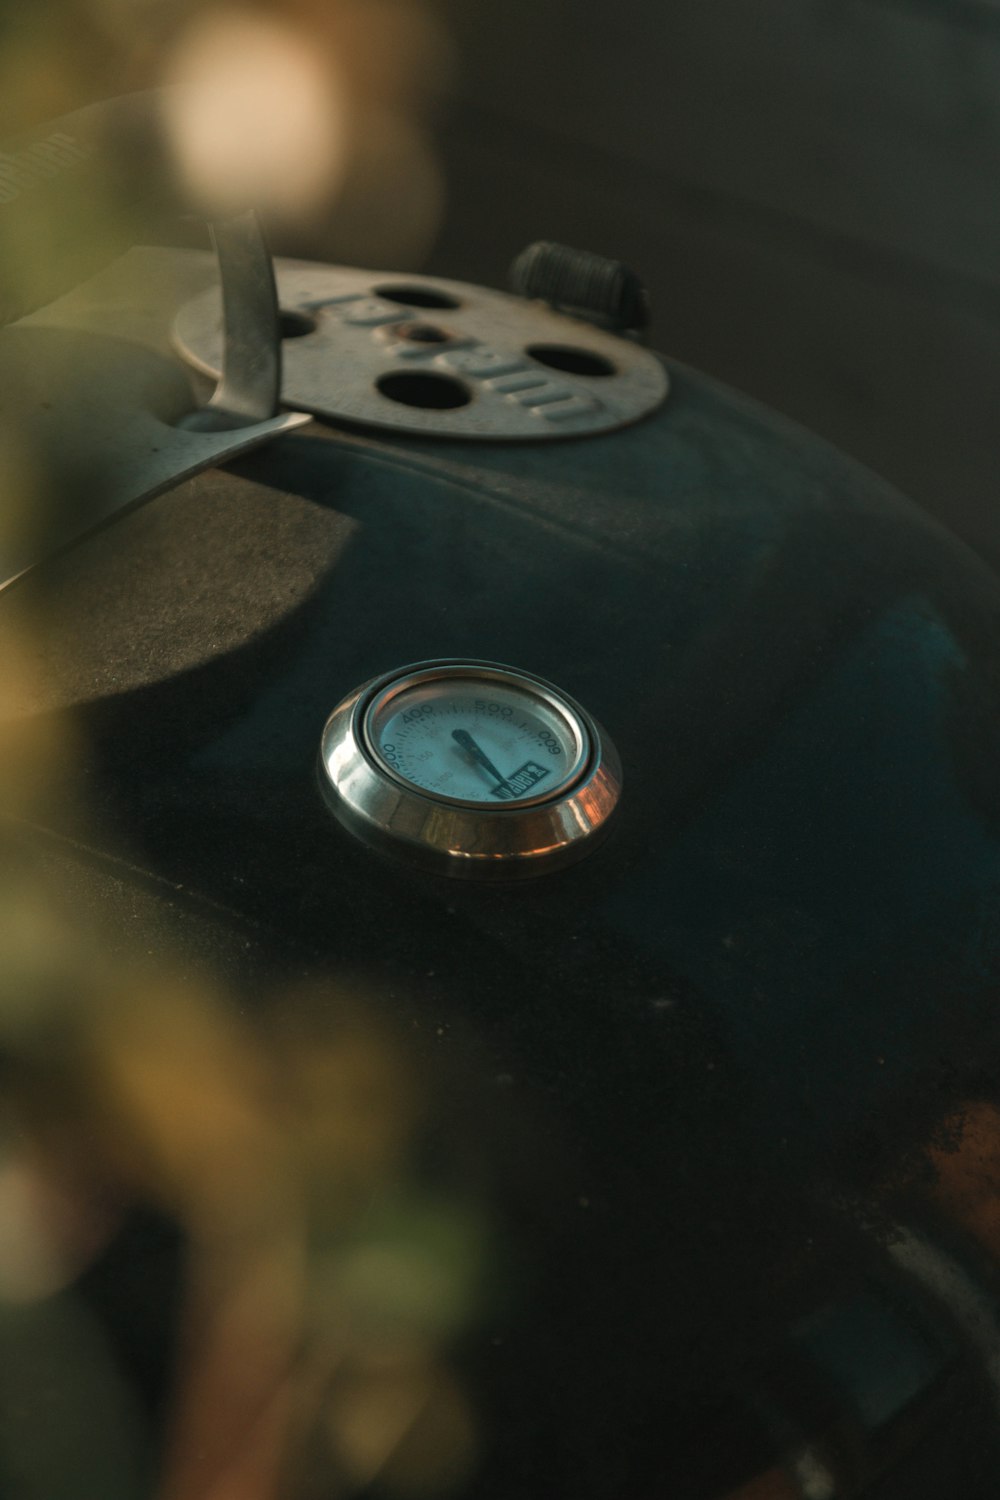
[318,660,622,877]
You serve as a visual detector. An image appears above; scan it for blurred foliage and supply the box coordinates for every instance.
[0,0,453,265]
[0,4,491,1495]
[0,858,493,1497]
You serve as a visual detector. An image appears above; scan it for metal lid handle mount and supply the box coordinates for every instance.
[0,91,280,430]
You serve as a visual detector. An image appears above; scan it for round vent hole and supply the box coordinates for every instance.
[376,372,471,410]
[527,343,616,377]
[280,310,317,338]
[375,283,460,311]
[396,323,451,344]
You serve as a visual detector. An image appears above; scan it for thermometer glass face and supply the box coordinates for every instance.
[364,673,589,805]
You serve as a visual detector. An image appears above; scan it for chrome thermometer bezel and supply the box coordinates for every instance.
[318,659,622,878]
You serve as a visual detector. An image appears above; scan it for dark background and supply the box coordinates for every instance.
[423,0,1000,570]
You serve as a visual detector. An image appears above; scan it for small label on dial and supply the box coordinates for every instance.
[489,760,551,800]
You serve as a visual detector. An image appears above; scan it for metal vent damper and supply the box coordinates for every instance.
[174,256,668,442]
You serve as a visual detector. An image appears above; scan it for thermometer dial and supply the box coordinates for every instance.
[318,660,621,877]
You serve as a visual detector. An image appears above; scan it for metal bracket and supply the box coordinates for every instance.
[179,211,282,432]
[0,220,308,593]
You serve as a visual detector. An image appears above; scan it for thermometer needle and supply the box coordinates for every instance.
[452,729,510,792]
